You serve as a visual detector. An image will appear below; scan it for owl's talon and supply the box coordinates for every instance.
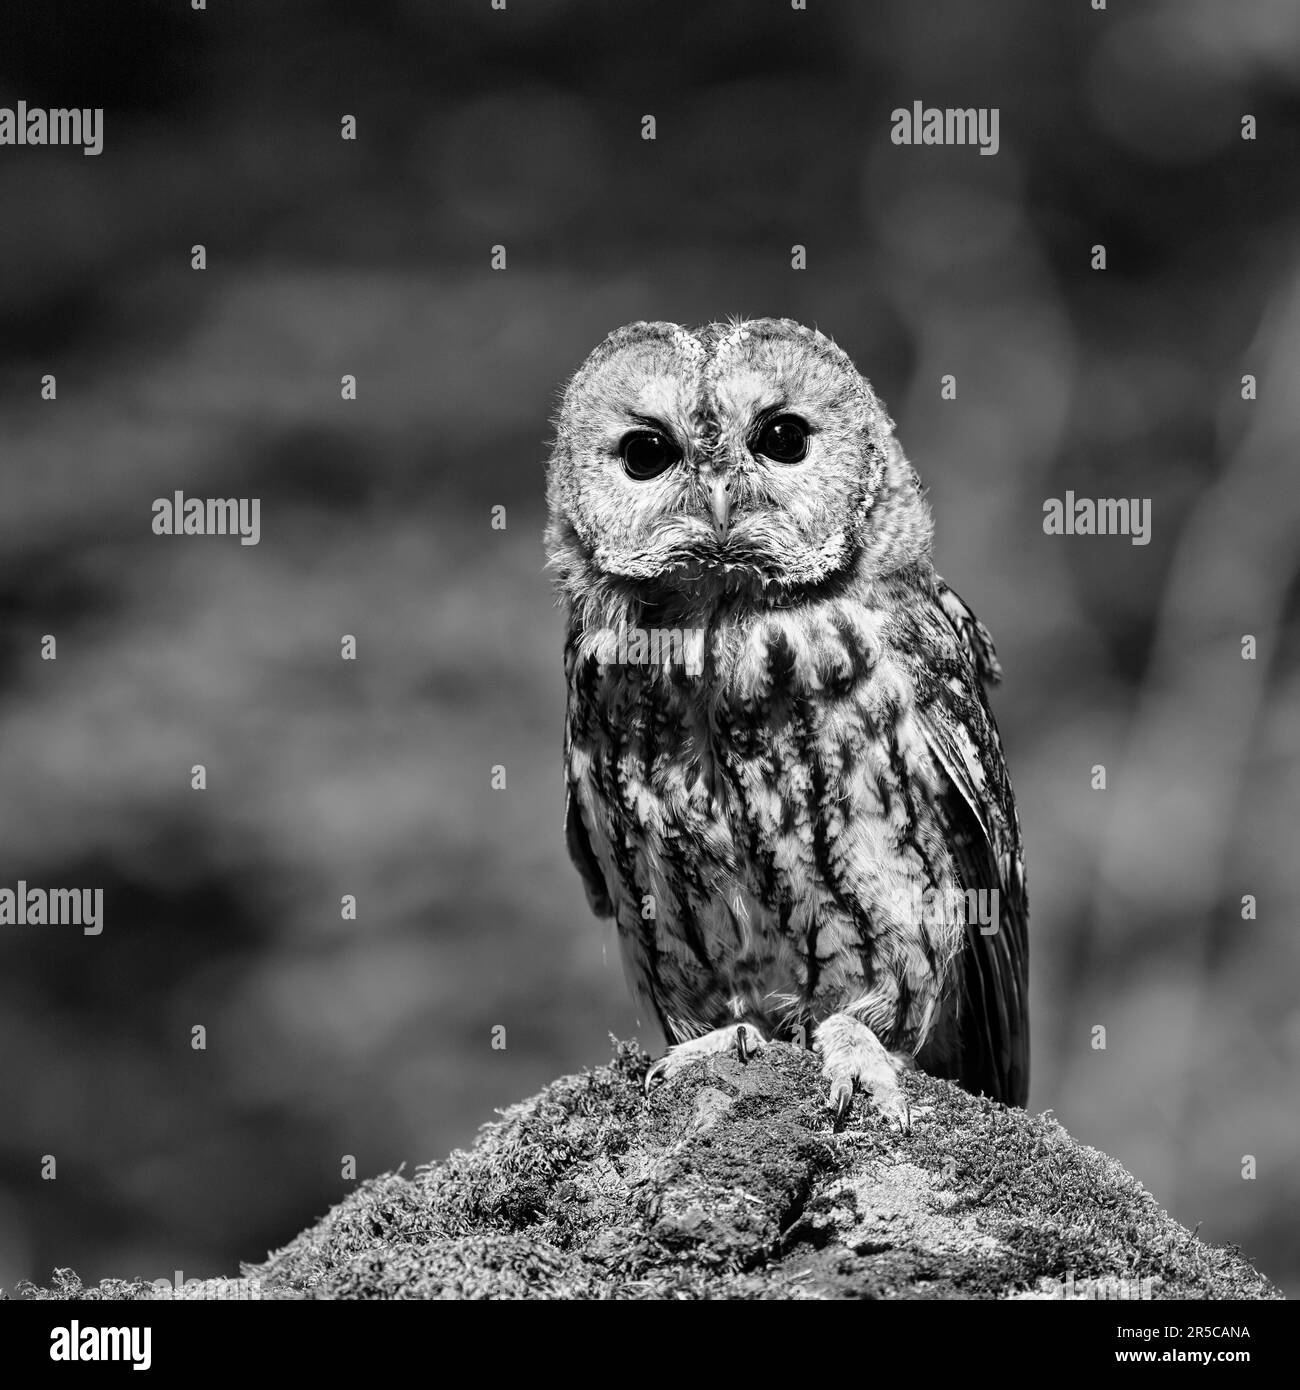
[875,1091,912,1133]
[828,1079,853,1119]
[644,1022,767,1094]
[816,1012,911,1133]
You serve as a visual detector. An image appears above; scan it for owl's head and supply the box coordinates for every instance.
[545,318,932,616]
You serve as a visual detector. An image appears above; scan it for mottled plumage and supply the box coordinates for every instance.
[546,319,1028,1122]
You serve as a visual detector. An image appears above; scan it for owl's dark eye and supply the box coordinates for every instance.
[753,414,810,463]
[619,429,681,480]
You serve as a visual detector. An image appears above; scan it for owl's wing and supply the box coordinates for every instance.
[566,783,614,917]
[903,575,1029,1107]
[562,640,615,918]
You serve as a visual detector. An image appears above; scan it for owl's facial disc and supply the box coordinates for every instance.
[552,320,886,598]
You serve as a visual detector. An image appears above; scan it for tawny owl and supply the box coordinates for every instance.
[545,318,1028,1127]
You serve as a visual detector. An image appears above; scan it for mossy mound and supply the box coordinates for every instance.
[21,1040,1281,1300]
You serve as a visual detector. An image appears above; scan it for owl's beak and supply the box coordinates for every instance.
[709,475,731,543]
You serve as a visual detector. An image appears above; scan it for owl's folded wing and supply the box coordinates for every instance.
[905,576,1030,1106]
[562,641,615,918]
[565,781,614,917]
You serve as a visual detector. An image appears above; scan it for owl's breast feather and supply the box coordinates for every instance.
[565,588,963,1038]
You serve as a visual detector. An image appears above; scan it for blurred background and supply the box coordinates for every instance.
[1,0,1297,1294]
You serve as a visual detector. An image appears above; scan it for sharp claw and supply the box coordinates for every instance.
[645,1023,768,1094]
[878,1095,911,1133]
[828,1080,852,1118]
[817,1014,912,1134]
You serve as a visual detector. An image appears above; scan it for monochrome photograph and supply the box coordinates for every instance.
[1,0,1295,1361]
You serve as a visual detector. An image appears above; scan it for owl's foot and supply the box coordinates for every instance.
[645,1022,767,1093]
[815,1013,909,1132]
